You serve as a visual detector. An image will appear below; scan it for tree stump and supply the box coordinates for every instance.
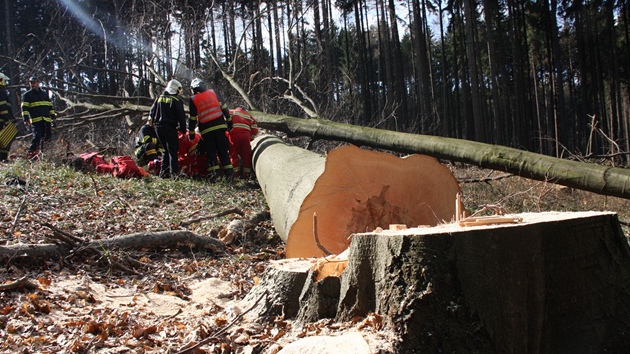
[243,211,630,353]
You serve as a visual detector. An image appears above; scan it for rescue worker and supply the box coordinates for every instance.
[134,123,162,166]
[227,107,258,179]
[187,78,234,182]
[149,79,187,178]
[22,76,55,159]
[0,72,15,161]
[177,130,208,178]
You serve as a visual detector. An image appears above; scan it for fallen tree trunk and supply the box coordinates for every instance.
[251,135,462,258]
[251,112,630,200]
[241,211,630,353]
[0,230,224,259]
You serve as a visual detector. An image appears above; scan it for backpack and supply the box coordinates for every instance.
[78,152,107,167]
[111,156,149,178]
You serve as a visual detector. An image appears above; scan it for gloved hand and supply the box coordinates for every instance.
[227,121,233,131]
[188,132,195,141]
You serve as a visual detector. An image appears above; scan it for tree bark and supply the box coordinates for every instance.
[252,112,630,200]
[251,134,461,258]
[241,258,312,319]
[243,211,630,353]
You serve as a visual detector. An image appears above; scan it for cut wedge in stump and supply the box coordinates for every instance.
[251,135,461,258]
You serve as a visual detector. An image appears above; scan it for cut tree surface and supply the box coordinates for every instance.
[251,135,461,258]
[242,211,630,353]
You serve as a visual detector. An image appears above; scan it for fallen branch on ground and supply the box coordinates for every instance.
[180,208,245,227]
[0,230,225,260]
[0,276,39,292]
[218,211,270,245]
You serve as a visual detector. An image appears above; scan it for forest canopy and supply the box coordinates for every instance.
[0,0,628,164]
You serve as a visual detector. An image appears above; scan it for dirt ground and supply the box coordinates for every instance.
[1,249,397,353]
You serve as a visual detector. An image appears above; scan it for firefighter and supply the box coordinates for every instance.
[0,72,15,161]
[150,79,187,178]
[134,122,162,167]
[21,76,55,159]
[227,107,258,179]
[187,78,234,182]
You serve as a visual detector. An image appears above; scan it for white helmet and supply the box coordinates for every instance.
[0,73,8,86]
[166,79,182,94]
[190,78,206,93]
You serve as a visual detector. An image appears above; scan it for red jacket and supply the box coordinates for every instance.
[229,108,258,136]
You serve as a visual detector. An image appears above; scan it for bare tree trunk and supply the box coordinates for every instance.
[386,0,408,128]
[273,2,284,77]
[0,230,224,259]
[252,112,630,200]
[412,0,432,133]
[462,0,486,142]
[483,0,504,145]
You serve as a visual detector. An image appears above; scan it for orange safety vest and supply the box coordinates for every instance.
[190,90,223,124]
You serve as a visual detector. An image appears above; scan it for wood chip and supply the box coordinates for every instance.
[458,216,523,227]
[389,224,408,231]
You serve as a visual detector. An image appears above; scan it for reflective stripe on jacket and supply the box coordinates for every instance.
[0,89,12,123]
[190,90,223,124]
[134,124,162,155]
[188,89,232,136]
[229,108,258,136]
[22,88,54,123]
[149,91,187,131]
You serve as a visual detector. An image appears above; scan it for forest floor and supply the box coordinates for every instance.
[1,152,629,353]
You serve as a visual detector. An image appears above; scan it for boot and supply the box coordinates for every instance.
[224,168,234,182]
[207,169,220,183]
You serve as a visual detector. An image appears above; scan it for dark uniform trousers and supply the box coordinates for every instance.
[155,123,180,177]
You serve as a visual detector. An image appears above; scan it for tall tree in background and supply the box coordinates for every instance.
[507,0,533,149]
[386,0,409,130]
[433,0,453,138]
[0,0,628,163]
[481,0,506,146]
[411,0,434,133]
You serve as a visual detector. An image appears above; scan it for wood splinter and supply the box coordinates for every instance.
[458,216,523,227]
